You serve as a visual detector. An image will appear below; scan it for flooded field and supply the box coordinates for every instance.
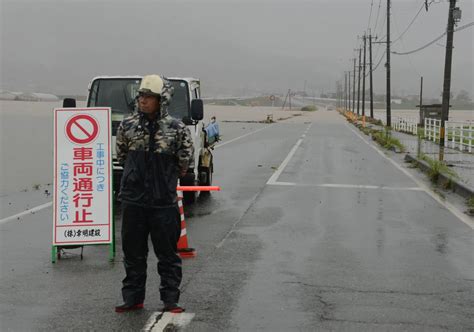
[372,108,474,123]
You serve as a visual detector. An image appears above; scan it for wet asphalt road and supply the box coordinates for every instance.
[1,111,473,331]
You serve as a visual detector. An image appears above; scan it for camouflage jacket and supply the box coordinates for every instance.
[116,111,194,207]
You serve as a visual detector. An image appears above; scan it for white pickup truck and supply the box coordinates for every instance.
[64,76,214,203]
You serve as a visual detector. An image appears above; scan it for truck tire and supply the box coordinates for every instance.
[199,158,213,197]
[199,164,213,186]
[183,189,197,204]
[206,161,213,186]
[180,172,197,205]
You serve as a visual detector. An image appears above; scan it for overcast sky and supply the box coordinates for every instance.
[1,0,472,98]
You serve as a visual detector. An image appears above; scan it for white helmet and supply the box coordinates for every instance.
[138,75,164,96]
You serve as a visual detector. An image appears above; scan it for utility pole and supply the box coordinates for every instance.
[386,0,392,127]
[348,70,351,112]
[347,72,350,110]
[282,89,291,110]
[357,47,362,116]
[440,0,458,147]
[418,76,423,157]
[353,58,356,113]
[289,89,292,111]
[419,76,423,125]
[344,72,347,110]
[346,72,350,110]
[362,34,367,117]
[369,33,375,119]
[282,89,288,109]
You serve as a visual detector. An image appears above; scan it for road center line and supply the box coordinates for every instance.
[346,123,474,229]
[142,312,195,332]
[266,123,313,185]
[215,124,274,149]
[0,201,52,225]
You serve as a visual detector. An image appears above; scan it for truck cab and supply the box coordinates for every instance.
[82,75,213,203]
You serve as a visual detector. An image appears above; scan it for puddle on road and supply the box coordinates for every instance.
[432,230,449,255]
[183,193,221,219]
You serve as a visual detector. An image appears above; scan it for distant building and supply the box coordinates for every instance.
[0,91,59,101]
[36,93,59,101]
[405,95,420,102]
[0,91,18,100]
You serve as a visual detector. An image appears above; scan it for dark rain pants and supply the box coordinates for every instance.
[121,203,182,305]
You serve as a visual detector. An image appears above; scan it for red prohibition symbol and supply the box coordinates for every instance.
[65,114,99,145]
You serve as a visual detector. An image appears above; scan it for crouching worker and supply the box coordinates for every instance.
[205,116,220,146]
[115,75,194,313]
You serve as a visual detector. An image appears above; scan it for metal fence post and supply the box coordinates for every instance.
[469,123,473,153]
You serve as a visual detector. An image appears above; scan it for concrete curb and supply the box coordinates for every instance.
[404,153,474,199]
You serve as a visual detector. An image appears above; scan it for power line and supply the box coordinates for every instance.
[391,1,425,45]
[375,3,387,43]
[392,21,474,55]
[372,50,386,73]
[367,0,374,31]
[372,1,386,65]
[399,35,422,77]
[372,0,382,34]
[378,1,387,36]
[392,10,422,77]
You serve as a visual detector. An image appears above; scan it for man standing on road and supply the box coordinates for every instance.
[114,75,194,313]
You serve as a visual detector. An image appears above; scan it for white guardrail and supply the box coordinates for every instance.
[446,121,474,153]
[424,118,473,153]
[424,118,441,142]
[393,116,418,135]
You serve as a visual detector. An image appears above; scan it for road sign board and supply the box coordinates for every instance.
[53,108,112,246]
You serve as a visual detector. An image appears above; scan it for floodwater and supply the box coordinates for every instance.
[1,100,472,195]
[0,100,312,195]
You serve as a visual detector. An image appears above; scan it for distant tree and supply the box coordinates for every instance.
[455,90,471,103]
[440,91,454,100]
[373,94,385,102]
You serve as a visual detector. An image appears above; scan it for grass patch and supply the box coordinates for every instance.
[372,130,405,152]
[345,111,405,152]
[417,127,426,139]
[205,96,284,107]
[420,154,458,184]
[366,117,383,126]
[301,105,318,112]
[360,126,377,136]
[467,196,474,208]
[360,127,370,135]
[466,197,474,215]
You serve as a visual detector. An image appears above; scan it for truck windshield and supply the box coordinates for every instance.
[88,79,140,115]
[88,78,190,120]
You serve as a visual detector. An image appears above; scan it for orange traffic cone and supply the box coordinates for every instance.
[177,191,197,259]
